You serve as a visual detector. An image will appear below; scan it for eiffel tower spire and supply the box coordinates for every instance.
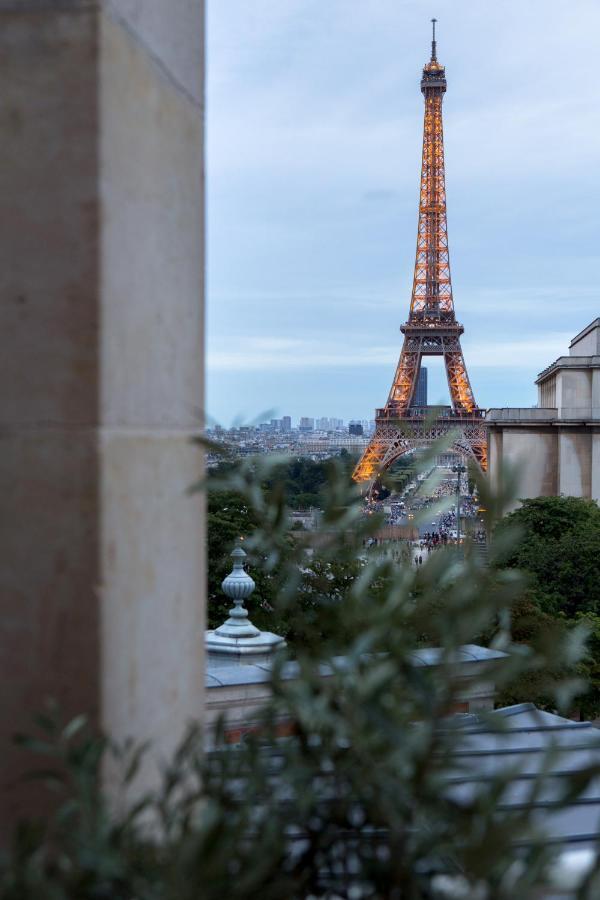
[412,18,451,322]
[353,24,486,484]
[430,17,437,62]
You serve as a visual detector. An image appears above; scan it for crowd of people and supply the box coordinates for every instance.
[361,465,488,566]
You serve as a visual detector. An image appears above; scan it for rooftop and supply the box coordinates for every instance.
[569,317,600,351]
[206,644,507,688]
[447,703,600,850]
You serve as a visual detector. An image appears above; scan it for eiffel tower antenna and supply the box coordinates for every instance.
[353,27,486,484]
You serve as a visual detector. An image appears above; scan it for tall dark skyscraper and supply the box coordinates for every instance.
[414,366,428,407]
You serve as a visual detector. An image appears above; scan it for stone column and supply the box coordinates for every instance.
[0,0,205,830]
[557,431,592,498]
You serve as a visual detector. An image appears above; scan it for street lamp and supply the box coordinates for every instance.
[452,463,466,545]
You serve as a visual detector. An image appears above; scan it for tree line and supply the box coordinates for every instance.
[208,459,600,716]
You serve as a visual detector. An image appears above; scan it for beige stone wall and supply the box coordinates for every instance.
[593,433,600,503]
[558,431,592,498]
[487,429,503,495]
[593,370,600,415]
[0,4,101,830]
[496,428,558,504]
[488,423,600,506]
[570,321,600,356]
[99,4,205,755]
[0,0,205,829]
[557,369,592,418]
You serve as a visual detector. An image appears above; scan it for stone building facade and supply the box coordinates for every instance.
[0,0,206,831]
[487,319,600,505]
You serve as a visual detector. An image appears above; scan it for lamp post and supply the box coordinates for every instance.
[452,463,466,546]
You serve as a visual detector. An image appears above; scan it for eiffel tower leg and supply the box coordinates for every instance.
[453,428,488,473]
[444,347,476,413]
[387,339,422,411]
[353,426,412,484]
[472,439,487,471]
[353,434,390,483]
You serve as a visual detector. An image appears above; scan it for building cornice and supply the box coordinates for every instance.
[569,317,600,349]
[536,355,600,385]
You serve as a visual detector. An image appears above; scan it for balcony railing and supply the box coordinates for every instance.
[486,406,600,423]
[376,407,486,421]
[485,407,557,423]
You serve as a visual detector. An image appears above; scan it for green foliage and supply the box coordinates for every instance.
[263,452,358,510]
[496,496,600,617]
[285,555,368,649]
[494,496,600,715]
[206,455,360,634]
[206,487,280,630]
[387,453,417,492]
[574,611,600,720]
[4,454,600,897]
[495,596,573,710]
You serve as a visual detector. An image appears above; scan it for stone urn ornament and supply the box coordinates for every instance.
[205,544,285,669]
[215,545,260,638]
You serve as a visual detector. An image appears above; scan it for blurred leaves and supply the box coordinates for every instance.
[2,448,600,898]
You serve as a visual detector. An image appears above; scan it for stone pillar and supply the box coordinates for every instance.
[0,0,205,830]
[593,432,600,504]
[557,431,592,498]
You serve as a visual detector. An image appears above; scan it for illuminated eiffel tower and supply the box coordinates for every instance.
[354,21,486,484]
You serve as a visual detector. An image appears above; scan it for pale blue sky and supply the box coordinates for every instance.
[206,0,600,425]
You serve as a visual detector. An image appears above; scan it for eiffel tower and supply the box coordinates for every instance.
[354,21,487,484]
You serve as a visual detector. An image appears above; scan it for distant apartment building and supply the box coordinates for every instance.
[298,434,369,454]
[349,421,364,435]
[487,319,600,506]
[299,417,315,433]
[316,417,330,431]
[281,415,292,432]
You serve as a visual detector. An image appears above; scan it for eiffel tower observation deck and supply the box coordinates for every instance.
[354,21,486,484]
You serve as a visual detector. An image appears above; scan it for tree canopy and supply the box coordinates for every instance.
[494,496,600,716]
[206,454,362,636]
[496,496,600,617]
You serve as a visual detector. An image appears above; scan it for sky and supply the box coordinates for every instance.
[206,0,600,426]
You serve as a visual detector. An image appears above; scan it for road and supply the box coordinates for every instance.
[386,467,478,539]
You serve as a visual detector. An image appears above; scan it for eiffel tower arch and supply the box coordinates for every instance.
[354,20,487,485]
[355,414,487,484]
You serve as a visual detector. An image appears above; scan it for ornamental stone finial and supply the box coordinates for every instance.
[214,545,260,639]
[205,542,286,670]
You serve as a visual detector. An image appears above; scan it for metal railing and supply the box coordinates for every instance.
[485,407,557,422]
[486,406,600,423]
[377,407,486,421]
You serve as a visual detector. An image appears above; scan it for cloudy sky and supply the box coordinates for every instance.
[206,0,600,425]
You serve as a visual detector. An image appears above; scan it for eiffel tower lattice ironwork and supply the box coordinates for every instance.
[353,21,487,484]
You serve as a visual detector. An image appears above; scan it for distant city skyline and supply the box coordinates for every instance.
[211,415,372,430]
[207,1,600,425]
